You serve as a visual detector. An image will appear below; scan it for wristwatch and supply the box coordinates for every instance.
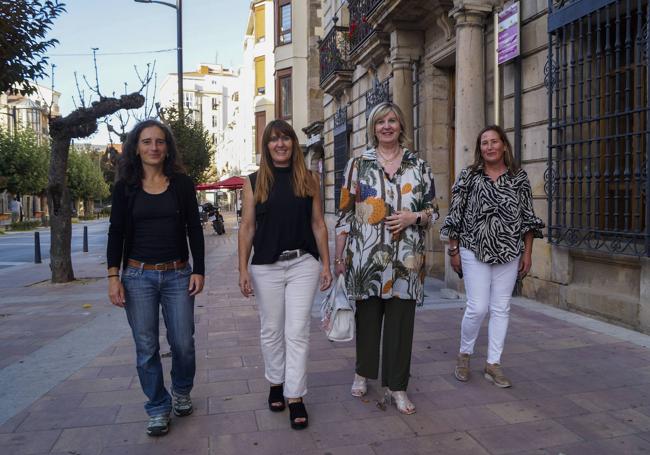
[415,214,421,226]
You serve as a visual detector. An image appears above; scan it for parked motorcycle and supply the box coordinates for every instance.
[204,203,225,235]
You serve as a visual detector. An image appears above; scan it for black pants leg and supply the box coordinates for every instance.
[355,296,416,390]
[355,297,384,379]
[382,297,416,390]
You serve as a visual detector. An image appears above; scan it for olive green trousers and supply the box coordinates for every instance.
[355,296,416,391]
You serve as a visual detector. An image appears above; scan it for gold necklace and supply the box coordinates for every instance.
[377,149,401,165]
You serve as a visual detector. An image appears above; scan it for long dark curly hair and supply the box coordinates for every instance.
[118,119,185,185]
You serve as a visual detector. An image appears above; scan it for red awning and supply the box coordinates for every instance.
[196,176,245,191]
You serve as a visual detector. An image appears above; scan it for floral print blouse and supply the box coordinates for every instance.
[439,167,545,264]
[335,148,439,304]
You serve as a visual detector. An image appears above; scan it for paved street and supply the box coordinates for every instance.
[2,214,650,454]
[0,219,108,269]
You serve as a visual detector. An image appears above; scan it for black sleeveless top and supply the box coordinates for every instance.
[250,167,319,265]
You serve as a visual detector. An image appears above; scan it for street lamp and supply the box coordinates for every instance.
[134,0,184,121]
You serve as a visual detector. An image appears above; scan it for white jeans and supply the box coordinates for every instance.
[459,247,520,365]
[250,254,321,398]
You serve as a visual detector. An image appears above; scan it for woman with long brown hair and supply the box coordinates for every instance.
[238,119,332,430]
[441,124,543,388]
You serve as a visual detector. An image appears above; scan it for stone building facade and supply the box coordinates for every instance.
[0,84,61,224]
[317,0,650,332]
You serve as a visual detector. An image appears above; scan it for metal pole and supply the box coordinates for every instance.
[514,56,522,165]
[177,0,184,121]
[83,225,88,252]
[34,232,41,264]
[494,8,500,126]
[547,1,553,243]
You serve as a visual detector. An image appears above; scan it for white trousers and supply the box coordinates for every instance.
[459,247,520,365]
[250,254,321,398]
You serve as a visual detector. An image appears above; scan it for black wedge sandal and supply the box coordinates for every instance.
[288,398,308,430]
[268,384,286,412]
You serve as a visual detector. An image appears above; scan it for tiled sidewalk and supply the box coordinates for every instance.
[2,218,650,454]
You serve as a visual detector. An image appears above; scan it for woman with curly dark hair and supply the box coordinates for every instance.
[107,119,204,436]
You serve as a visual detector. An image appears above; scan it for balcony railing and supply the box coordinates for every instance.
[319,26,355,85]
[348,0,383,52]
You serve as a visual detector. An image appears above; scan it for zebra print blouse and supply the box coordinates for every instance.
[440,167,544,264]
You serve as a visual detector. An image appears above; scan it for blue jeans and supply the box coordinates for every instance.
[122,264,196,417]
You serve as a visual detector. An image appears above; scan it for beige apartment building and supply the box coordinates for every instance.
[159,63,247,176]
[241,0,323,168]
[272,0,323,159]
[0,84,61,223]
[317,0,650,332]
[242,0,277,166]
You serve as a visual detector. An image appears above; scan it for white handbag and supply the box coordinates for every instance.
[320,274,355,342]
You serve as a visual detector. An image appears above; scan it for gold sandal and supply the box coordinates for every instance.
[384,389,416,415]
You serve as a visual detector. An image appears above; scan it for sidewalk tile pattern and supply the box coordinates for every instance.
[2,216,650,454]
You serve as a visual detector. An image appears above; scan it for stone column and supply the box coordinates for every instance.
[639,258,650,333]
[390,30,423,142]
[451,2,492,173]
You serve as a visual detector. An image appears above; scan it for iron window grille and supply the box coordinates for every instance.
[365,78,391,119]
[546,0,650,256]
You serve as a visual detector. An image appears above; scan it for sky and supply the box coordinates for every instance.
[43,0,250,144]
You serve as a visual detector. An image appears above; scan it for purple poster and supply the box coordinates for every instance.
[498,1,520,65]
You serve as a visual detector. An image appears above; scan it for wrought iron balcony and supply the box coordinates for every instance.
[319,26,354,86]
[348,0,383,52]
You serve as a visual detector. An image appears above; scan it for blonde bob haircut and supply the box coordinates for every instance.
[470,124,520,174]
[366,102,410,148]
[254,119,317,204]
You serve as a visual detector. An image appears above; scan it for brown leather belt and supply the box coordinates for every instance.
[127,259,188,271]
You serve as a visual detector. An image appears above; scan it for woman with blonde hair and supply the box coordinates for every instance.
[238,119,332,430]
[334,102,439,414]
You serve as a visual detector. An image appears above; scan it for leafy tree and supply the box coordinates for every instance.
[100,145,119,192]
[67,145,109,203]
[0,0,66,95]
[160,107,212,183]
[0,128,49,195]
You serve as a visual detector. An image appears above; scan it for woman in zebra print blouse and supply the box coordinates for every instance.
[440,125,544,388]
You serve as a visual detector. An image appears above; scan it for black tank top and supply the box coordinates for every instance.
[130,188,181,263]
[250,167,319,264]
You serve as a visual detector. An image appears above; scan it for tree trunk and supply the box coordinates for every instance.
[85,199,94,218]
[47,136,74,282]
[47,93,144,283]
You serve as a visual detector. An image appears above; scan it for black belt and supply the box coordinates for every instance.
[278,249,307,261]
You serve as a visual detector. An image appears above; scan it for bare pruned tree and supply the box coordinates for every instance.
[104,61,158,145]
[47,54,155,283]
